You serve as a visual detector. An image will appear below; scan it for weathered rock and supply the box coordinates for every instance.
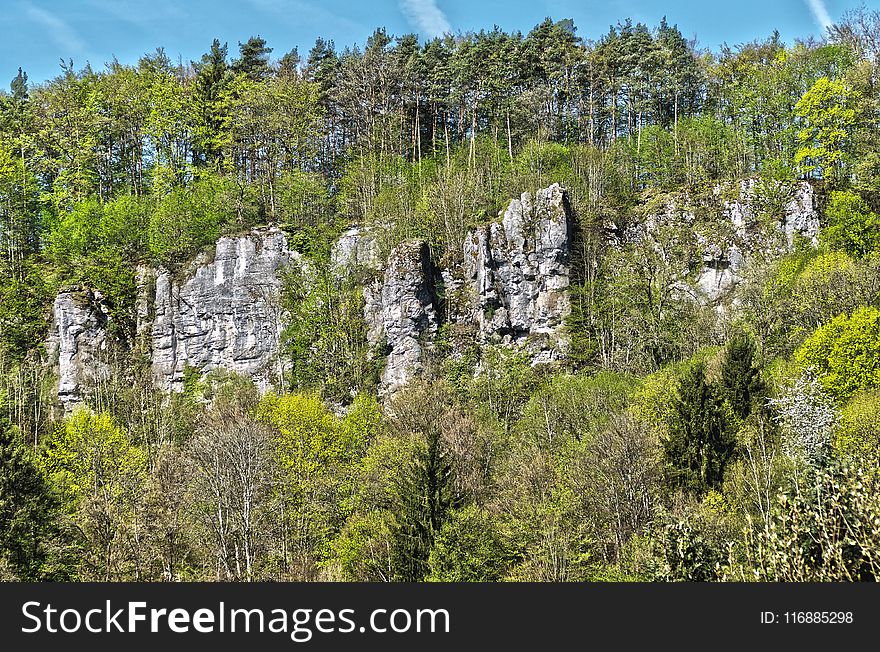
[462,183,571,361]
[693,180,820,302]
[330,226,382,274]
[150,227,298,392]
[44,288,110,407]
[364,239,439,395]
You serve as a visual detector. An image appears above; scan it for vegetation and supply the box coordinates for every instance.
[2,8,880,581]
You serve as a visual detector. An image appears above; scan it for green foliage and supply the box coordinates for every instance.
[427,506,509,581]
[795,306,880,400]
[46,195,150,336]
[0,260,51,358]
[0,420,67,579]
[719,331,766,421]
[663,363,736,495]
[516,371,637,446]
[821,190,880,258]
[41,408,147,580]
[389,405,460,581]
[281,265,377,402]
[652,499,734,581]
[258,392,377,571]
[740,462,880,581]
[326,510,396,581]
[834,390,880,459]
[148,173,245,267]
[794,77,859,180]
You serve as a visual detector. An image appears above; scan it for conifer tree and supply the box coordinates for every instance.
[663,363,736,495]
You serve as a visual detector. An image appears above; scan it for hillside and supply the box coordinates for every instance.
[2,11,880,581]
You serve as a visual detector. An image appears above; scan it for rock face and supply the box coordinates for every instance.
[44,289,110,407]
[462,183,571,361]
[330,226,382,274]
[363,239,439,395]
[150,227,298,392]
[693,180,820,302]
[53,181,817,404]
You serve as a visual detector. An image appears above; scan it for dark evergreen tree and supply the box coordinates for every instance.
[0,421,64,579]
[192,39,231,167]
[391,426,459,581]
[720,331,766,421]
[233,36,273,81]
[663,363,736,495]
[278,47,301,78]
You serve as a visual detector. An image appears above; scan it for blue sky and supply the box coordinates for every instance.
[0,0,874,88]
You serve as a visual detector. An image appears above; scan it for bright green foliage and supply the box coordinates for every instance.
[834,390,880,459]
[148,173,240,267]
[0,261,51,358]
[326,510,396,581]
[46,195,151,336]
[41,408,147,580]
[43,408,146,506]
[821,190,880,258]
[427,506,509,581]
[794,77,859,180]
[795,306,880,400]
[258,392,376,569]
[663,363,736,495]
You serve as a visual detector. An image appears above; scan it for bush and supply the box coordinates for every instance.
[795,306,880,400]
[834,389,880,459]
[821,190,880,258]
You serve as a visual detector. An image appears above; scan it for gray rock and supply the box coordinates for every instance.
[330,226,382,274]
[364,239,439,395]
[150,227,298,392]
[462,183,571,360]
[693,180,819,302]
[44,289,110,408]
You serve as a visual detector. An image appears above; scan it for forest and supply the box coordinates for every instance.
[2,7,880,582]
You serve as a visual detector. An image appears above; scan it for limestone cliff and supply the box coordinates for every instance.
[45,181,819,405]
[44,288,110,407]
[149,227,298,392]
[362,239,439,395]
[461,183,571,361]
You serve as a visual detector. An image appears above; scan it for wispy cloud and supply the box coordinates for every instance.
[400,0,452,38]
[804,0,834,33]
[24,3,87,55]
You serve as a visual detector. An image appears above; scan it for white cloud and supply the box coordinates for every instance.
[804,0,834,33]
[400,0,452,38]
[25,3,86,55]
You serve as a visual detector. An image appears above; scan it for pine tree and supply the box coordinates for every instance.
[192,39,231,168]
[0,421,62,579]
[233,36,273,82]
[720,331,766,421]
[391,425,459,581]
[663,363,736,495]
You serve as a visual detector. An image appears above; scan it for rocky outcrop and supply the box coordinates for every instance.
[331,226,382,274]
[150,227,298,392]
[357,184,573,394]
[692,180,820,302]
[44,289,110,407]
[363,239,439,395]
[462,183,571,361]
